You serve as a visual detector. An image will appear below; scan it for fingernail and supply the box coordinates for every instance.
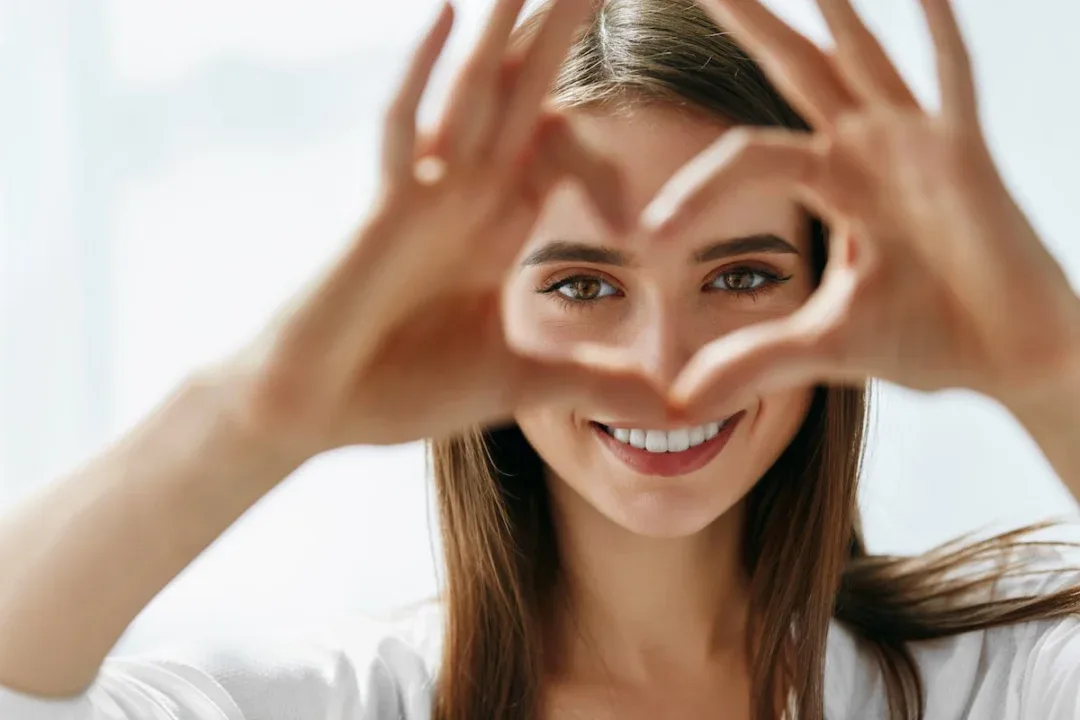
[432,0,454,25]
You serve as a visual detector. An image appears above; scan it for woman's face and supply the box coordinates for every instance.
[507,106,816,538]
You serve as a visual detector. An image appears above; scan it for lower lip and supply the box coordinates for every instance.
[591,412,745,478]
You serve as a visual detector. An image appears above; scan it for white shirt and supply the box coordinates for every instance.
[3,561,1080,719]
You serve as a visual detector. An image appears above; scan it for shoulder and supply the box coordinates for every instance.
[827,544,1080,720]
[112,601,445,720]
[829,546,1080,720]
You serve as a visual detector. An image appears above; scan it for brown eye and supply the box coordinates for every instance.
[549,275,618,302]
[708,267,774,293]
[563,278,601,299]
[722,270,759,291]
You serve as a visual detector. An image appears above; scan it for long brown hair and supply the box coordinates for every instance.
[429,2,1080,718]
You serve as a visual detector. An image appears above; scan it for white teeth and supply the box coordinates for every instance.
[667,428,690,453]
[602,419,729,453]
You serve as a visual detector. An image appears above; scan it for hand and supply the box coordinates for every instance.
[212,0,668,456]
[643,0,1080,418]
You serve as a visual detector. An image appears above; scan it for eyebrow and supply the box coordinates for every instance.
[520,234,800,268]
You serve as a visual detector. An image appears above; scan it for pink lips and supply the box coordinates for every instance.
[592,412,745,477]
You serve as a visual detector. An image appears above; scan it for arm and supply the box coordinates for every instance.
[0,370,306,698]
[0,0,630,705]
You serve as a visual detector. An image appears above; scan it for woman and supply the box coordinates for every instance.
[0,0,1078,717]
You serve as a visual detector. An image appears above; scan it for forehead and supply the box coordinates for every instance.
[534,105,805,250]
[573,104,723,198]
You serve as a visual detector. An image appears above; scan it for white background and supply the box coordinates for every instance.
[0,0,1077,654]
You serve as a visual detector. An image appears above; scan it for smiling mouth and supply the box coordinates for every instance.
[593,418,732,453]
[589,412,745,477]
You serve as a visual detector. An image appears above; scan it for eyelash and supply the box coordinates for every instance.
[703,265,793,301]
[537,274,622,311]
[536,265,793,309]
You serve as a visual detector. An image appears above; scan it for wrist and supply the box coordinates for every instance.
[1000,293,1080,429]
[183,364,314,482]
[999,301,1080,500]
[1006,365,1080,437]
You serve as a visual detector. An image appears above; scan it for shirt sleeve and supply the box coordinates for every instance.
[0,618,435,720]
[1020,613,1080,720]
[1008,550,1080,720]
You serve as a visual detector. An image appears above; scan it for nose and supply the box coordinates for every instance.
[630,299,698,389]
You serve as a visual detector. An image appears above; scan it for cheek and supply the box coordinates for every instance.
[514,407,582,469]
[505,290,630,348]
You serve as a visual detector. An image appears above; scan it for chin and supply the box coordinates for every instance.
[593,484,745,539]
[572,413,759,539]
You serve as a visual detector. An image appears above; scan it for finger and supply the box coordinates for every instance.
[474,0,530,67]
[492,0,592,163]
[917,0,978,121]
[381,2,455,183]
[669,317,833,419]
[530,115,632,234]
[671,263,873,418]
[438,0,529,157]
[641,127,827,239]
[512,344,675,419]
[472,192,545,285]
[813,0,919,108]
[697,0,855,128]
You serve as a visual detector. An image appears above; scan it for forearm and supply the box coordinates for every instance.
[0,371,306,698]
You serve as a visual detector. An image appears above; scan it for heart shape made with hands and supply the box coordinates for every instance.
[254,0,1080,453]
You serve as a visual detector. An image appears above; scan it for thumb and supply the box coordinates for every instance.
[528,113,632,235]
[670,317,833,420]
[511,342,677,421]
[672,263,870,418]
